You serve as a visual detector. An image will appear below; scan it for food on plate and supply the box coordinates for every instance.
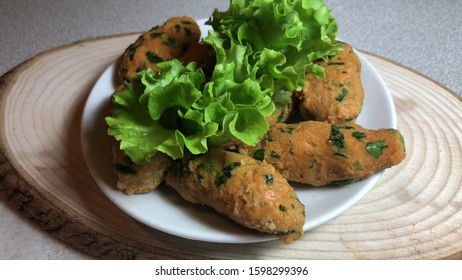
[118,16,201,81]
[109,137,172,194]
[107,0,343,165]
[228,121,406,186]
[103,0,406,243]
[295,42,364,123]
[166,150,305,243]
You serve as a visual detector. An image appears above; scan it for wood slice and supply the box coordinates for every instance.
[0,34,461,259]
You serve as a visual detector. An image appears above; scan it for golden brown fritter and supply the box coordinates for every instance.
[119,16,201,81]
[109,137,172,194]
[230,121,405,186]
[165,150,305,243]
[296,43,364,123]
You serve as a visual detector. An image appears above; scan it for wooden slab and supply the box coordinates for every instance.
[0,34,461,259]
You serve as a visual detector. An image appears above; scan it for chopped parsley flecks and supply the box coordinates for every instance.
[330,125,354,149]
[150,31,163,38]
[253,149,265,161]
[336,88,348,102]
[146,51,163,63]
[330,124,354,158]
[215,175,226,187]
[334,151,348,158]
[278,126,295,134]
[149,25,160,31]
[163,37,176,48]
[126,44,138,61]
[352,131,366,141]
[203,161,242,187]
[366,140,387,159]
[199,162,218,177]
[328,62,345,66]
[271,150,280,159]
[264,174,274,184]
[183,27,193,36]
[352,160,363,171]
[223,162,241,178]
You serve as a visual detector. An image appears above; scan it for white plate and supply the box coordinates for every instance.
[81,19,396,243]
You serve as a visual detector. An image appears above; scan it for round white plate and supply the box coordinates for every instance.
[81,19,396,243]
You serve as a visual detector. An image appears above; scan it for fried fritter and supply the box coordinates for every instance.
[109,137,172,194]
[231,121,405,186]
[296,43,364,123]
[119,16,201,81]
[165,150,305,243]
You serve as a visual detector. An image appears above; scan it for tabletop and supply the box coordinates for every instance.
[0,0,461,260]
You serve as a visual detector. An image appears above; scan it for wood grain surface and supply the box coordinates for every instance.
[0,34,461,259]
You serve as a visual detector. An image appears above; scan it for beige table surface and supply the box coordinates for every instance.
[0,0,461,259]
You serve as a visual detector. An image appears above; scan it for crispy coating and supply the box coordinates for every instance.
[232,121,405,186]
[165,150,305,243]
[119,16,201,81]
[296,43,364,123]
[109,137,172,194]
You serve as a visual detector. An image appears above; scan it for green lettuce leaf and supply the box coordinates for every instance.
[207,0,343,91]
[106,0,342,164]
[107,60,219,163]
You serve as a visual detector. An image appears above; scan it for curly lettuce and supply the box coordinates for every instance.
[106,62,218,163]
[106,0,342,164]
[207,0,342,90]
